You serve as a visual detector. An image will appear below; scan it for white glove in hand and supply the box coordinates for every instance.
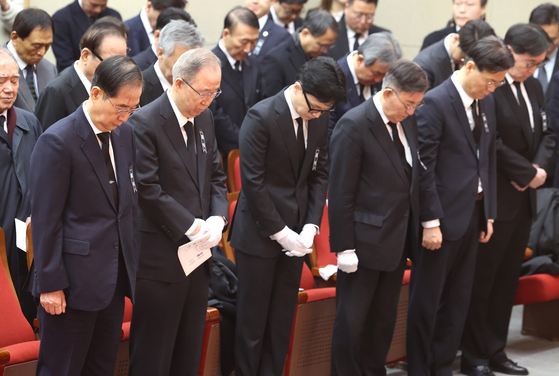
[299,224,317,248]
[337,250,359,273]
[187,219,212,248]
[202,216,225,248]
[284,248,312,257]
[275,227,309,253]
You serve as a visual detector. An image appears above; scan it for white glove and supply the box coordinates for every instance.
[299,224,317,249]
[187,219,212,248]
[200,216,225,248]
[284,248,312,257]
[337,250,358,273]
[272,226,309,253]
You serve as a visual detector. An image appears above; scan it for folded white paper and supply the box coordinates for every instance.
[177,233,212,277]
[15,218,27,253]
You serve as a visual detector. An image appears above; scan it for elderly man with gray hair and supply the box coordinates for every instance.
[329,31,402,141]
[128,47,228,376]
[139,19,204,106]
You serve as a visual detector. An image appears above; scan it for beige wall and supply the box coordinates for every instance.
[29,0,559,65]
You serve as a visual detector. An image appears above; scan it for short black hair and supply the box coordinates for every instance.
[529,3,559,25]
[12,8,55,40]
[382,60,428,93]
[451,0,487,6]
[348,0,378,6]
[93,16,129,40]
[302,9,339,37]
[80,21,127,55]
[465,35,514,73]
[92,56,144,98]
[155,7,196,30]
[504,23,551,57]
[280,0,308,4]
[459,20,495,56]
[151,0,187,11]
[224,6,259,32]
[296,56,347,106]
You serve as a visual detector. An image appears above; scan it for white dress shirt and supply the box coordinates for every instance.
[218,39,239,71]
[506,73,534,131]
[7,40,37,95]
[258,14,268,31]
[270,5,295,34]
[347,51,372,101]
[154,61,172,91]
[82,103,117,181]
[74,61,92,94]
[1,109,7,133]
[347,24,368,52]
[284,85,307,147]
[139,6,156,45]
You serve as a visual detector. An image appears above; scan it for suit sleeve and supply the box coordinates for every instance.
[206,111,229,221]
[209,101,240,157]
[532,91,556,170]
[261,54,285,99]
[486,97,497,221]
[35,85,67,130]
[52,15,75,72]
[328,117,362,253]
[416,95,445,223]
[30,132,71,294]
[494,134,537,187]
[304,119,329,227]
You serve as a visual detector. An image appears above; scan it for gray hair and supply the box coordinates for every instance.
[172,48,221,83]
[0,47,19,67]
[159,20,205,57]
[382,59,429,93]
[358,32,402,67]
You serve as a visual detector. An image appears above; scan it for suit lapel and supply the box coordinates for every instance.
[525,80,542,154]
[501,83,533,146]
[401,117,416,192]
[0,125,9,147]
[17,68,34,109]
[194,120,207,193]
[67,67,89,108]
[11,109,26,157]
[289,37,309,75]
[447,81,477,155]
[214,47,245,100]
[111,126,129,213]
[341,58,360,106]
[242,58,255,106]
[275,91,300,178]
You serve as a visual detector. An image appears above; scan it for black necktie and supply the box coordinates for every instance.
[359,84,366,103]
[296,117,305,173]
[25,65,37,102]
[353,33,361,51]
[97,132,119,211]
[513,81,531,129]
[471,100,482,146]
[388,121,411,183]
[185,121,198,181]
[0,115,7,143]
[235,61,246,109]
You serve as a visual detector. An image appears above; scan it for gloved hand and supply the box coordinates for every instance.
[284,248,312,257]
[201,216,225,248]
[337,250,359,273]
[299,224,317,249]
[273,226,309,253]
[187,219,212,249]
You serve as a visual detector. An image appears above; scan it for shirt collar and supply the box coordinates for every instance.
[347,24,368,40]
[1,109,7,131]
[451,71,474,109]
[218,39,238,71]
[269,5,283,26]
[82,102,106,135]
[505,72,515,85]
[74,60,92,94]
[347,50,359,86]
[443,33,454,59]
[283,85,301,121]
[372,91,389,125]
[258,14,268,31]
[154,61,172,91]
[140,6,155,44]
[167,90,193,127]
[7,40,29,71]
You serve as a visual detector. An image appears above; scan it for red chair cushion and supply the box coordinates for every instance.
[402,269,411,285]
[300,264,316,290]
[514,274,559,305]
[121,322,131,342]
[0,341,40,372]
[123,297,133,323]
[314,204,337,266]
[234,158,241,192]
[306,287,336,302]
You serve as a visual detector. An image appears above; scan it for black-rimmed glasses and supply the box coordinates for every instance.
[180,78,222,100]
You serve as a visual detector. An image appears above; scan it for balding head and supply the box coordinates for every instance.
[0,48,20,112]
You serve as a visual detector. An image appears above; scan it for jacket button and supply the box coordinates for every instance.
[291,209,297,214]
[404,214,409,220]
[114,242,119,249]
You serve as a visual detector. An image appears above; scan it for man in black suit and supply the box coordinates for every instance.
[133,7,195,71]
[7,9,57,113]
[129,48,228,376]
[421,0,487,51]
[329,60,428,376]
[269,0,305,34]
[246,0,291,61]
[35,21,127,130]
[328,0,389,61]
[52,0,121,72]
[461,24,555,376]
[230,56,346,376]
[407,36,514,376]
[329,31,401,140]
[210,7,262,160]
[125,0,187,57]
[414,20,495,90]
[261,9,338,98]
[140,19,203,106]
[30,56,142,376]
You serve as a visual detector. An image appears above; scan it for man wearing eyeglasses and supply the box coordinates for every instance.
[460,24,555,376]
[269,0,306,34]
[128,48,228,376]
[230,56,346,376]
[329,60,428,375]
[406,36,515,376]
[34,20,127,131]
[30,56,142,376]
[328,0,389,61]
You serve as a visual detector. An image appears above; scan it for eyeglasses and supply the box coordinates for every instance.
[102,90,140,115]
[180,78,222,100]
[280,2,303,17]
[521,57,547,69]
[88,48,103,62]
[302,90,332,114]
[481,76,506,88]
[350,10,375,22]
[387,87,425,111]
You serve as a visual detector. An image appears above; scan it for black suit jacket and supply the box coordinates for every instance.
[261,33,309,99]
[30,106,138,310]
[230,89,328,256]
[416,77,497,241]
[329,53,361,140]
[329,100,420,271]
[125,13,151,57]
[252,15,291,62]
[130,94,228,283]
[420,22,456,51]
[139,64,164,107]
[209,46,263,157]
[413,39,453,90]
[52,0,121,72]
[541,57,559,105]
[493,77,555,220]
[328,15,389,61]
[34,65,89,130]
[133,46,158,72]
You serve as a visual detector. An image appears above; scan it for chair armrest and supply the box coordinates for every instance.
[206,307,220,322]
[297,290,308,304]
[33,319,39,329]
[524,248,533,260]
[0,348,10,365]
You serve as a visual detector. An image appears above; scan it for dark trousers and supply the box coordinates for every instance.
[407,202,481,376]
[331,253,407,376]
[461,194,532,368]
[234,249,304,376]
[129,263,210,376]
[36,255,128,376]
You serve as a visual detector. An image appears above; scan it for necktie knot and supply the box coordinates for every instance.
[235,61,241,72]
[353,33,362,51]
[98,132,110,145]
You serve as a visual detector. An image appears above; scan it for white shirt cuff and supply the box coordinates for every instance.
[270,225,289,240]
[303,223,319,235]
[185,218,201,236]
[422,219,440,228]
